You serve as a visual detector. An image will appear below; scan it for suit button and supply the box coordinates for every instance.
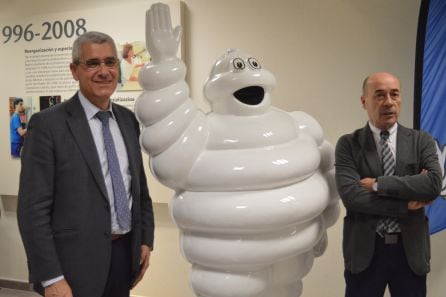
[104,205,109,211]
[104,232,110,238]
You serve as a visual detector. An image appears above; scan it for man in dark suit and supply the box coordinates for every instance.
[335,72,441,297]
[17,31,154,297]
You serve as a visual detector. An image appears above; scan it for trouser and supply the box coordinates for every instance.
[345,233,426,297]
[101,233,132,297]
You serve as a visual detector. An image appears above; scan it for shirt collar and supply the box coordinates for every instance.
[78,91,115,120]
[368,121,398,137]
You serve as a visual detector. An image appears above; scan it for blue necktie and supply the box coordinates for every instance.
[96,111,131,230]
[376,131,401,236]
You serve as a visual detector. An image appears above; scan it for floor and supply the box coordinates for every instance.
[0,288,39,297]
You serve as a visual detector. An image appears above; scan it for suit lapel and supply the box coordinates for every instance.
[65,95,109,201]
[359,124,382,176]
[395,124,413,175]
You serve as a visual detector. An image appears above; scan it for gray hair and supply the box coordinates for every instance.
[72,31,117,63]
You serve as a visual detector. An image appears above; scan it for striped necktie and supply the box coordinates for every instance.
[376,130,401,236]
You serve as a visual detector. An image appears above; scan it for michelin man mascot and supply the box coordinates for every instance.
[136,3,339,297]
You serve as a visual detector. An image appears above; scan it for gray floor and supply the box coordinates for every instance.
[0,288,39,297]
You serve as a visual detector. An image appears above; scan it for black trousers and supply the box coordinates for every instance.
[101,233,132,297]
[345,233,426,297]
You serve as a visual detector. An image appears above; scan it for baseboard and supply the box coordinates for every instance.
[0,278,150,296]
[0,278,33,291]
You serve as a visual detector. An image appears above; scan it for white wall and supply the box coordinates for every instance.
[2,0,446,297]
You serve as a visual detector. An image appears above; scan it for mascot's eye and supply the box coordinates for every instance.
[248,58,261,69]
[233,58,245,70]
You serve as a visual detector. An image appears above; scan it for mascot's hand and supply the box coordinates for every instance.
[146,2,182,63]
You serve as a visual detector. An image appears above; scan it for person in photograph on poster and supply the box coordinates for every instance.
[49,95,58,107]
[120,43,137,84]
[10,97,27,158]
[39,95,61,110]
[118,41,146,91]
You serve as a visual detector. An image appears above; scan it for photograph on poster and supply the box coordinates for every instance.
[8,95,61,159]
[117,41,148,91]
[39,95,61,110]
[9,96,31,159]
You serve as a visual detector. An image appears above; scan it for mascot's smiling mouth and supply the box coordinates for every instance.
[233,86,264,105]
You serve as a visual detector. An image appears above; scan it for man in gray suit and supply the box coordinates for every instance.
[17,31,154,297]
[335,72,441,297]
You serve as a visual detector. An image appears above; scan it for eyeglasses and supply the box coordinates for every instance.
[75,57,118,70]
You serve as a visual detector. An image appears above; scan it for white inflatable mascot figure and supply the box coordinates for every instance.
[136,3,339,297]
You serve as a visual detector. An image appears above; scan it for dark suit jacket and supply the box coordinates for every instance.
[17,94,154,296]
[335,123,441,275]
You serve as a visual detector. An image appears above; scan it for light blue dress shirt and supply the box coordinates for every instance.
[78,91,133,234]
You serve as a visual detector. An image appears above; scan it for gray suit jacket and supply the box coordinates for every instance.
[17,94,154,296]
[335,123,441,275]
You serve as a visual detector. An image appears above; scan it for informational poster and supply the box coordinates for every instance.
[2,0,179,102]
